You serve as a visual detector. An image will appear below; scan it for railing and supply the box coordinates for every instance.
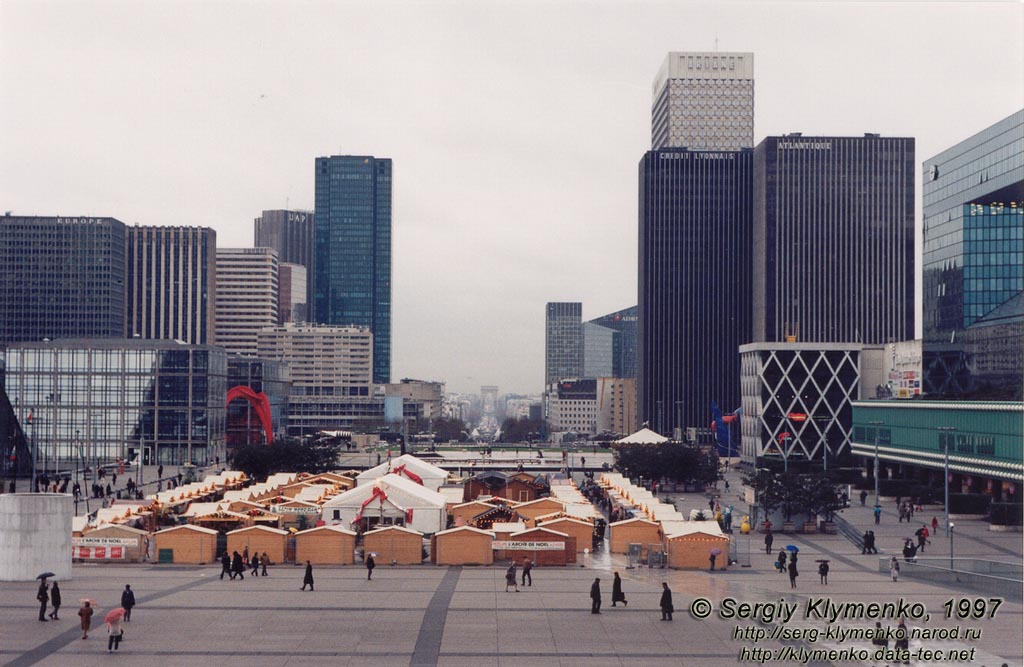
[878,557,1023,598]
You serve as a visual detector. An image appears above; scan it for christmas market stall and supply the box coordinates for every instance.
[665,523,730,570]
[295,525,357,565]
[153,524,219,564]
[494,526,576,565]
[363,525,425,565]
[608,517,663,558]
[321,474,447,534]
[227,525,288,564]
[431,525,494,565]
[73,524,150,563]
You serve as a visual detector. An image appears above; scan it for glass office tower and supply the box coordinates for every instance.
[314,156,392,384]
[545,302,583,385]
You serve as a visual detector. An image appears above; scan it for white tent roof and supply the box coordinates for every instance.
[438,486,467,505]
[666,521,726,538]
[615,428,669,444]
[322,473,447,510]
[183,502,224,517]
[356,454,449,484]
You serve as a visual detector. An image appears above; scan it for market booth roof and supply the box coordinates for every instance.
[357,454,450,491]
[614,428,669,445]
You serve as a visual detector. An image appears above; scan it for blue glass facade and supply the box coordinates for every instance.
[313,156,392,384]
[638,149,753,434]
[588,305,638,378]
[962,203,1024,326]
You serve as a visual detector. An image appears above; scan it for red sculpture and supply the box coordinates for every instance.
[226,386,273,445]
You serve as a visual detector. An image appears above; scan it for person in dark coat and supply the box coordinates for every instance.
[120,584,136,622]
[78,600,94,639]
[366,553,376,581]
[37,580,49,621]
[611,572,627,607]
[232,550,245,580]
[709,553,717,571]
[788,558,799,588]
[220,551,232,580]
[521,558,532,586]
[776,549,787,573]
[764,530,774,555]
[589,577,601,614]
[505,563,519,592]
[301,561,314,591]
[818,562,829,585]
[261,552,269,576]
[660,582,674,621]
[250,554,260,577]
[48,582,62,619]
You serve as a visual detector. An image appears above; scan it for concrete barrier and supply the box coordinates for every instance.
[0,494,73,581]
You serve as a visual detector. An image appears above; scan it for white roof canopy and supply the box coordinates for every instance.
[615,428,669,444]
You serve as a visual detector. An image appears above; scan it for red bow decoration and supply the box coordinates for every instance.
[392,464,424,485]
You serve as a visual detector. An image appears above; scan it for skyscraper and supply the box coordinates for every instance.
[921,110,1023,398]
[254,209,315,306]
[215,248,279,355]
[0,215,126,345]
[278,263,308,324]
[651,51,754,151]
[753,135,915,345]
[638,149,754,434]
[587,305,639,378]
[545,302,583,385]
[126,225,217,344]
[314,155,392,384]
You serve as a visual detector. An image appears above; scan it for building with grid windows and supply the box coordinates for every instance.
[546,379,598,436]
[585,306,638,379]
[126,225,217,345]
[0,215,126,345]
[2,339,226,467]
[545,302,583,386]
[314,155,392,384]
[278,262,308,324]
[921,110,1023,399]
[226,356,289,449]
[254,209,315,307]
[215,248,279,355]
[638,148,753,435]
[651,51,754,151]
[753,134,916,345]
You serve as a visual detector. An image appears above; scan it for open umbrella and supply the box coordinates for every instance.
[79,598,98,607]
[36,572,55,580]
[709,548,723,555]
[104,608,125,624]
[785,545,799,552]
[814,559,830,563]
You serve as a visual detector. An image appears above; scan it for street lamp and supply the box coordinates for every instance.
[938,426,956,536]
[949,521,955,572]
[868,420,884,509]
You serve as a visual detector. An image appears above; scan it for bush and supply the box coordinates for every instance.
[989,503,1024,526]
[950,493,992,514]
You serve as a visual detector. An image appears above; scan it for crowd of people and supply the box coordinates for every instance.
[35,577,136,652]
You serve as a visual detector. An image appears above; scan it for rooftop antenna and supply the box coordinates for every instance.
[714,37,719,51]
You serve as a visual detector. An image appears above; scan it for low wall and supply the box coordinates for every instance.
[0,494,73,581]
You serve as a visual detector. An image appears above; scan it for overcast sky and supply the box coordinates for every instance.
[2,1,1022,395]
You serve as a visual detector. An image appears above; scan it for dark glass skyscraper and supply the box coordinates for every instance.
[638,149,753,434]
[545,302,583,385]
[0,215,126,345]
[314,156,392,384]
[753,135,915,344]
[588,305,638,378]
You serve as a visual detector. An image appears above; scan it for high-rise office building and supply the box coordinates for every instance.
[254,209,315,306]
[753,135,915,345]
[314,155,392,383]
[545,302,583,385]
[651,52,754,151]
[215,248,279,355]
[278,262,308,324]
[922,110,1023,398]
[583,322,615,379]
[587,305,639,378]
[0,215,126,345]
[126,225,217,345]
[639,148,754,434]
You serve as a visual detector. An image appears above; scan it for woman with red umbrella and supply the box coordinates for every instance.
[105,607,125,652]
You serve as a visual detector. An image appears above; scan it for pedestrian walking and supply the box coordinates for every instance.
[242,545,249,562]
[250,554,260,577]
[78,601,93,639]
[589,577,602,614]
[894,619,910,663]
[788,558,799,588]
[106,616,123,652]
[505,563,519,592]
[659,582,673,621]
[521,558,532,586]
[931,516,939,534]
[871,621,889,650]
[890,556,901,582]
[120,585,135,622]
[611,572,627,607]
[915,526,928,553]
[36,579,49,621]
[776,549,787,573]
[366,553,376,580]
[220,551,232,580]
[860,489,867,506]
[301,561,314,591]
[232,550,245,580]
[861,531,870,554]
[261,551,269,576]
[873,505,882,524]
[818,561,829,585]
[709,552,717,571]
[48,582,62,619]
[764,530,774,555]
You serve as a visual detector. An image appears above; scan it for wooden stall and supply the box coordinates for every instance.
[431,526,494,565]
[73,524,149,563]
[512,497,566,525]
[295,525,356,565]
[227,525,288,564]
[450,500,496,527]
[536,516,593,551]
[363,525,424,565]
[153,525,219,564]
[666,528,731,570]
[495,527,576,566]
[608,518,663,557]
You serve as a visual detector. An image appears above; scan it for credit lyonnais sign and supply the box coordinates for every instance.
[493,541,565,550]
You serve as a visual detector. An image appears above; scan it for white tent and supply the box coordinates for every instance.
[356,454,449,491]
[321,473,447,534]
[614,428,669,445]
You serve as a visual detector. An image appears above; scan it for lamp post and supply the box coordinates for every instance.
[948,521,955,572]
[938,426,956,535]
[867,420,884,509]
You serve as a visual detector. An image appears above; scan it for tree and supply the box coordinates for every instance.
[612,443,719,487]
[432,417,468,443]
[230,437,342,481]
[803,473,845,523]
[501,417,545,443]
